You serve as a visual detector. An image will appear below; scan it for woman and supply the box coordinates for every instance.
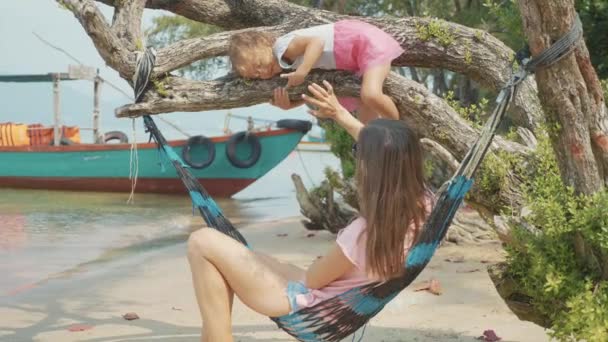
[187,81,432,342]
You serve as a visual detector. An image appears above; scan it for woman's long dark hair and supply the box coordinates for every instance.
[355,119,429,280]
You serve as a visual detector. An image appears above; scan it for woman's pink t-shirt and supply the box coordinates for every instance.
[295,215,420,309]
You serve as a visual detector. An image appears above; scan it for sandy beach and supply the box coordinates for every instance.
[0,217,551,342]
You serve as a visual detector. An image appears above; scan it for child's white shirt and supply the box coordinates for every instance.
[273,24,336,70]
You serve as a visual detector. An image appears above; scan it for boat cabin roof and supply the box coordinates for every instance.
[0,73,81,83]
[0,65,98,83]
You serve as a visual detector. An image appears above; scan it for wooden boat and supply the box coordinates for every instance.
[0,66,311,197]
[0,123,309,197]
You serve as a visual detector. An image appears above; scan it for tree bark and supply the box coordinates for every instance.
[111,0,146,52]
[518,0,608,192]
[61,0,133,78]
[420,138,460,173]
[488,263,551,327]
[291,174,356,233]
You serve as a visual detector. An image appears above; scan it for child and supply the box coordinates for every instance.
[187,80,433,342]
[228,20,404,123]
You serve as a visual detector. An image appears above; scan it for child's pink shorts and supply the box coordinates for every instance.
[333,19,404,112]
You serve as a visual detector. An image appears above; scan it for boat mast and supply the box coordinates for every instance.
[52,73,61,146]
[93,70,102,143]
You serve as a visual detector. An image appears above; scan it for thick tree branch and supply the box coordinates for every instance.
[420,138,459,173]
[95,0,543,131]
[115,70,528,154]
[153,23,295,76]
[95,0,297,29]
[111,0,147,52]
[488,263,551,328]
[58,0,132,78]
[517,127,538,149]
[118,72,462,148]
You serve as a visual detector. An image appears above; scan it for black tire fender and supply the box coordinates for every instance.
[225,131,262,169]
[182,135,216,169]
[104,131,129,144]
[276,119,312,133]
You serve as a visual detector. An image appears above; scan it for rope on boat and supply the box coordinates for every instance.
[127,118,139,204]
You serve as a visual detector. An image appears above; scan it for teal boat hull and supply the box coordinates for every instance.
[0,128,304,197]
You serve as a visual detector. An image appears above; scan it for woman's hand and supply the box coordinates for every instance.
[303,81,364,140]
[302,81,346,120]
[270,87,292,110]
[270,87,304,110]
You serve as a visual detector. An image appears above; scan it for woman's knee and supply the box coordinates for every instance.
[187,228,217,260]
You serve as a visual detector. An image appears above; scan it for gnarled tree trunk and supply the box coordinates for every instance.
[518,0,608,191]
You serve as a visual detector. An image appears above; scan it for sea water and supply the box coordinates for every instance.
[0,150,339,297]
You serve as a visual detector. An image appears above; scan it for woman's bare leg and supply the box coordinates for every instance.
[255,251,306,282]
[188,253,234,342]
[187,228,306,340]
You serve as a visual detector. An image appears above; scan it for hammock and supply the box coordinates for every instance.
[130,15,581,340]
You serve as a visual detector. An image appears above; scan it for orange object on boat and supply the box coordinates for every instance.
[64,126,81,143]
[27,124,81,145]
[0,123,30,147]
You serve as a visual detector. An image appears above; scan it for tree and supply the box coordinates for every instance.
[57,0,607,339]
[487,1,608,339]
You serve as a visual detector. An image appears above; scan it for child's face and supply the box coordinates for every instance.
[240,58,282,80]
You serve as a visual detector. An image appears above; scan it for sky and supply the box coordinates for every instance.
[0,1,315,142]
[0,1,138,100]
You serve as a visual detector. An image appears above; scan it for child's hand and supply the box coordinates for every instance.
[302,81,344,119]
[280,70,307,87]
[270,87,292,110]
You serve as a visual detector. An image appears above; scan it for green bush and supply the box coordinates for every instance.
[506,130,608,341]
[319,120,356,179]
[444,90,489,129]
